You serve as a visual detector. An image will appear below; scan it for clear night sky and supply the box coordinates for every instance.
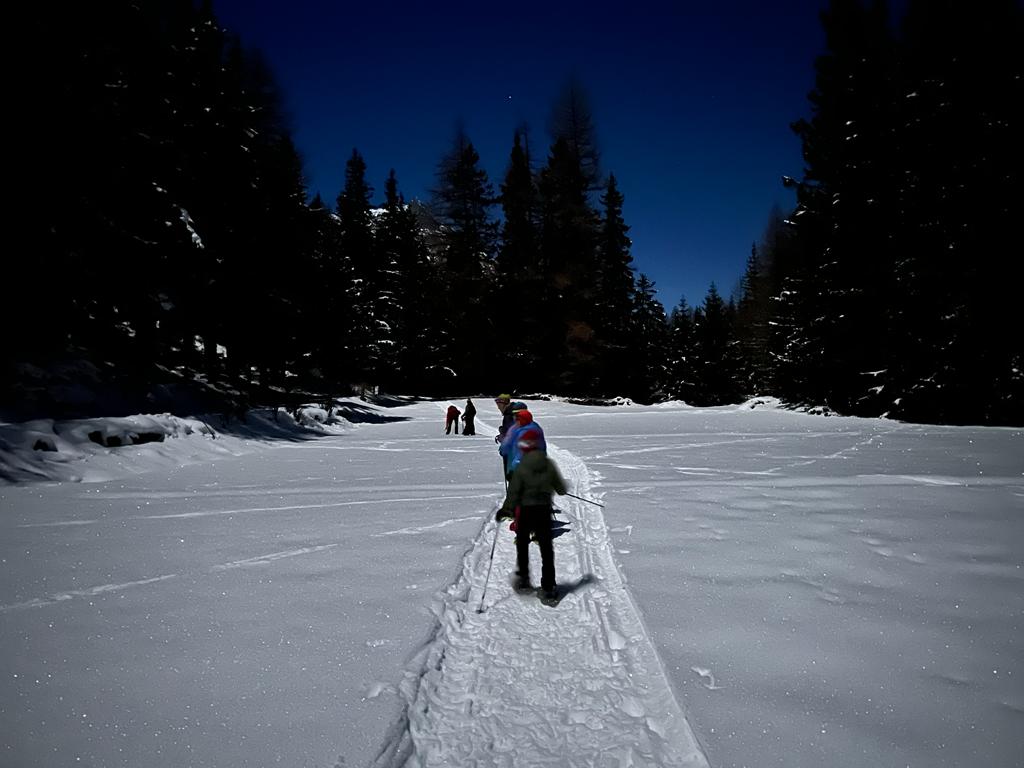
[211,0,829,309]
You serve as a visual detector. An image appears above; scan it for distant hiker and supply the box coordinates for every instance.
[497,431,566,600]
[445,404,461,435]
[461,398,477,436]
[500,409,547,479]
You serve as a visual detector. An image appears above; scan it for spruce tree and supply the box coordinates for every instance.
[308,193,355,407]
[594,174,637,395]
[692,284,741,405]
[888,0,1023,424]
[784,0,1023,424]
[377,171,436,391]
[734,207,790,397]
[336,149,379,386]
[788,0,899,414]
[549,79,602,192]
[431,128,499,390]
[666,298,697,403]
[496,128,542,388]
[629,275,669,401]
[537,136,602,391]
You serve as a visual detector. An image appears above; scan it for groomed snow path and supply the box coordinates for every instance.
[372,443,710,768]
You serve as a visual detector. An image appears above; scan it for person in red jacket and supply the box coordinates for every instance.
[444,404,461,435]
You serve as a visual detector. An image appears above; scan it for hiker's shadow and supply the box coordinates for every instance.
[551,519,571,540]
[555,573,598,599]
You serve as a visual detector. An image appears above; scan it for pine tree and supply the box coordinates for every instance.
[734,206,791,396]
[666,298,697,403]
[358,170,401,389]
[887,0,1023,424]
[10,0,313,414]
[431,128,499,390]
[593,174,637,395]
[787,0,899,415]
[376,171,436,391]
[691,284,741,405]
[336,149,379,386]
[784,0,1023,424]
[496,128,542,388]
[218,51,312,392]
[549,79,602,192]
[308,193,354,407]
[629,275,669,401]
[537,136,602,391]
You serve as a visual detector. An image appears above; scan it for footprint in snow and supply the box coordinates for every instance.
[363,681,397,700]
[691,666,725,690]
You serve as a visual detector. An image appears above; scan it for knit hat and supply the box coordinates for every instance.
[515,409,533,425]
[495,393,512,403]
[517,427,541,452]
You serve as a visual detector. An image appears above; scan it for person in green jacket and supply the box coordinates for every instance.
[497,431,566,600]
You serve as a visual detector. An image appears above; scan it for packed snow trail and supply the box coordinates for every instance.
[372,442,710,768]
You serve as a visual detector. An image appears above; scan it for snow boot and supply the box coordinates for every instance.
[513,573,534,594]
[539,587,560,606]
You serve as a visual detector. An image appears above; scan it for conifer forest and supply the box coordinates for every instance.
[6,0,1022,426]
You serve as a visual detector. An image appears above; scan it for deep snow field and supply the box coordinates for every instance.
[2,397,1021,767]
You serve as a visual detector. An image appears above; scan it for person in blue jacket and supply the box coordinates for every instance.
[499,409,547,479]
[494,394,527,474]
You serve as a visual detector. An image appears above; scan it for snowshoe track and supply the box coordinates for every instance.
[372,443,709,768]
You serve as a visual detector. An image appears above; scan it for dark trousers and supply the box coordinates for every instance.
[515,504,555,591]
[445,416,459,434]
[462,416,475,435]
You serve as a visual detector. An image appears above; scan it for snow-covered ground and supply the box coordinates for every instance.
[1,397,1021,767]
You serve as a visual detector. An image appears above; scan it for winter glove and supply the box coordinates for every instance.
[496,508,514,522]
[494,434,501,444]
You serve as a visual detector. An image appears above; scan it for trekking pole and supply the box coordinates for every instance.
[566,492,604,508]
[476,521,501,614]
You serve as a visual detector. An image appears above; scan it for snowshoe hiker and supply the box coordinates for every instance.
[461,398,477,435]
[444,404,460,435]
[496,432,566,601]
[499,410,546,480]
[494,394,526,444]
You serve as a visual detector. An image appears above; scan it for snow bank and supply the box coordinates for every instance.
[0,404,353,485]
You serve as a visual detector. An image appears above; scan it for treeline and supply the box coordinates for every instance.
[5,0,1021,426]
[757,0,1023,426]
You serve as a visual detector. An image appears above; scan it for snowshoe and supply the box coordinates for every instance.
[513,574,534,594]
[539,587,561,607]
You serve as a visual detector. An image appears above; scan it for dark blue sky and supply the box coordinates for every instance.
[212,0,829,309]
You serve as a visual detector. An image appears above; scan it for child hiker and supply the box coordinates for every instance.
[497,431,566,603]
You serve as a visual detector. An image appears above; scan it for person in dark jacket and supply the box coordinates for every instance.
[461,398,477,435]
[444,404,460,435]
[493,394,527,443]
[497,432,566,600]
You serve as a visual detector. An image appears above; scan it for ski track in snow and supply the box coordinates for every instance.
[17,494,496,527]
[0,546,343,612]
[372,443,709,768]
[210,544,340,570]
[376,516,487,537]
[0,574,179,612]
